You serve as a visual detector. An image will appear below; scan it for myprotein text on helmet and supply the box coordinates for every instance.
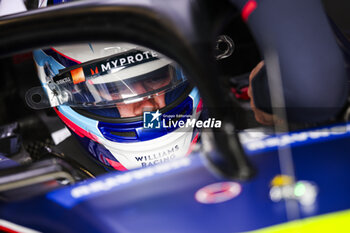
[53,49,159,85]
[100,50,158,73]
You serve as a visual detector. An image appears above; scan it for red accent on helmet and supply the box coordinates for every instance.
[54,107,98,142]
[186,132,200,156]
[196,98,203,113]
[50,47,82,64]
[0,225,20,233]
[105,157,128,171]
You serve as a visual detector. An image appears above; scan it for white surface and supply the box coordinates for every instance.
[0,0,26,17]
[51,127,72,145]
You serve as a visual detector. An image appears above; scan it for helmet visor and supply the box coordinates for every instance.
[26,49,187,109]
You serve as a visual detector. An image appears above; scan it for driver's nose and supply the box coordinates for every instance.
[133,98,161,116]
[133,82,166,115]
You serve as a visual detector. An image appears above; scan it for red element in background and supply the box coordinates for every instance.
[186,132,200,156]
[231,87,250,100]
[242,0,257,22]
[12,52,33,64]
[195,182,242,204]
[54,107,98,142]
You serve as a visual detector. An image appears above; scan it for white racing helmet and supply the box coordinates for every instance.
[27,43,202,170]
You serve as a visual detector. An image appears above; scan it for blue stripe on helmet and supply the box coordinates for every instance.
[43,48,80,68]
[57,105,104,139]
[33,50,65,77]
[189,87,200,107]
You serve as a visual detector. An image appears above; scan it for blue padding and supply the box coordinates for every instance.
[86,107,121,118]
[165,83,188,105]
[165,69,188,105]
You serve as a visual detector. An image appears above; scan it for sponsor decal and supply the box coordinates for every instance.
[47,157,193,208]
[54,76,72,85]
[134,145,180,167]
[70,157,191,199]
[244,123,350,153]
[53,49,158,85]
[97,50,158,73]
[70,67,85,84]
[270,175,293,187]
[269,177,318,207]
[90,66,98,75]
[195,182,242,204]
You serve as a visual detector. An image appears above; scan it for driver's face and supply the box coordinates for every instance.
[115,77,170,117]
[96,70,172,117]
[116,91,166,117]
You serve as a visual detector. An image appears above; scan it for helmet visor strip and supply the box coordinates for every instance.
[26,49,187,109]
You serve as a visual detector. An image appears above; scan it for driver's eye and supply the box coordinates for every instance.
[143,75,170,89]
